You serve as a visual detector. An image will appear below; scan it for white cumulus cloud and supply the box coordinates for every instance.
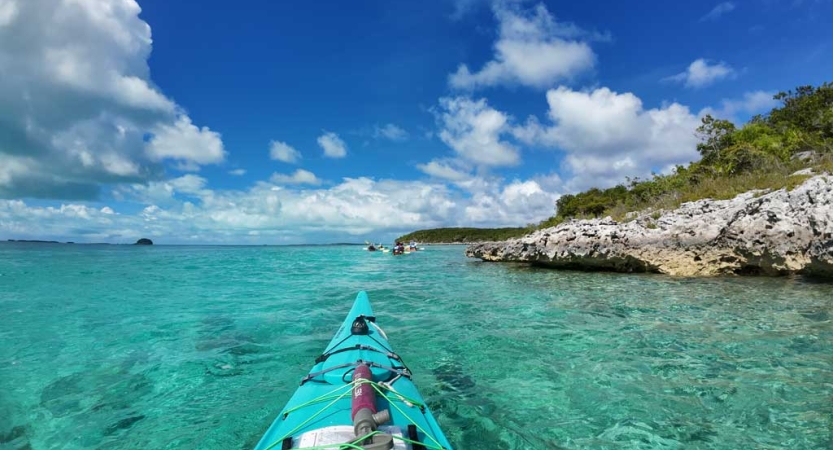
[701,90,779,122]
[0,0,225,200]
[437,97,520,167]
[665,59,736,88]
[317,131,347,158]
[701,2,736,21]
[416,160,472,181]
[145,116,225,169]
[449,3,600,90]
[269,140,302,164]
[463,178,560,224]
[270,169,322,185]
[514,86,701,190]
[167,174,209,195]
[0,0,19,27]
[373,123,409,141]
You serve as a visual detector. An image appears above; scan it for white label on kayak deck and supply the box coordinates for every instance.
[295,425,409,449]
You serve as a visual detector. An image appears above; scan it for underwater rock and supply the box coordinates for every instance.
[597,420,684,447]
[41,370,153,419]
[467,175,833,278]
[224,342,271,356]
[40,373,84,417]
[0,425,28,445]
[433,360,476,393]
[206,361,244,377]
[799,309,830,322]
[103,415,145,436]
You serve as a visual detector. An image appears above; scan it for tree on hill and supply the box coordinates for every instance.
[397,227,529,243]
[696,114,736,160]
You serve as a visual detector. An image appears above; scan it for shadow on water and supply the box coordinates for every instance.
[192,313,290,379]
[0,424,33,450]
[40,368,153,419]
[799,308,830,322]
[429,359,568,450]
[102,415,146,436]
[29,365,155,448]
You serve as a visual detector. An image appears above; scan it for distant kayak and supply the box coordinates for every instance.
[253,291,453,450]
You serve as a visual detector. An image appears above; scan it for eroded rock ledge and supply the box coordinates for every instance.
[466,175,833,278]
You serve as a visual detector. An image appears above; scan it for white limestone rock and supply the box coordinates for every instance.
[466,175,833,277]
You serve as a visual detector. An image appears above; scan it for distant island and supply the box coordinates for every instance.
[6,239,63,244]
[4,239,154,245]
[397,227,530,244]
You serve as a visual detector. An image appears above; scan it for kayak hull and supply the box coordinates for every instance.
[254,292,452,450]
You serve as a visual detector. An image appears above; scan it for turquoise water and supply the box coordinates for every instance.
[1,243,831,450]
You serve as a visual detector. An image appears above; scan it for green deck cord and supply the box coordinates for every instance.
[263,385,355,450]
[263,379,445,450]
[370,383,445,450]
[282,382,356,416]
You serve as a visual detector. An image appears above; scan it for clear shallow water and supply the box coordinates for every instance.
[1,243,831,450]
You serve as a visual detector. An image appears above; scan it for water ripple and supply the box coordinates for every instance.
[0,243,831,449]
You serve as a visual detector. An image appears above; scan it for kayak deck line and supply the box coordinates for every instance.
[253,291,453,450]
[299,360,412,387]
[314,344,403,365]
[264,379,441,450]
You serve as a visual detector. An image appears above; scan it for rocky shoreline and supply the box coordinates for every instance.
[466,175,833,278]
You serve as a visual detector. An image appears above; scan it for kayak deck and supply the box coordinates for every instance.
[254,291,452,450]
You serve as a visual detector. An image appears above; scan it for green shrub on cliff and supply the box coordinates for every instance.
[397,227,530,243]
[769,84,833,138]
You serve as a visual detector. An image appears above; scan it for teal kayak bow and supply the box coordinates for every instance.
[254,291,453,450]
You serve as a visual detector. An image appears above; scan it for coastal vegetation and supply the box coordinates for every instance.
[539,82,833,227]
[397,227,529,243]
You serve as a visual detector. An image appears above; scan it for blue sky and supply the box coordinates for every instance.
[0,0,831,244]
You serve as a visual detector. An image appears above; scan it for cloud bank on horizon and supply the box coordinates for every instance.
[0,0,829,243]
